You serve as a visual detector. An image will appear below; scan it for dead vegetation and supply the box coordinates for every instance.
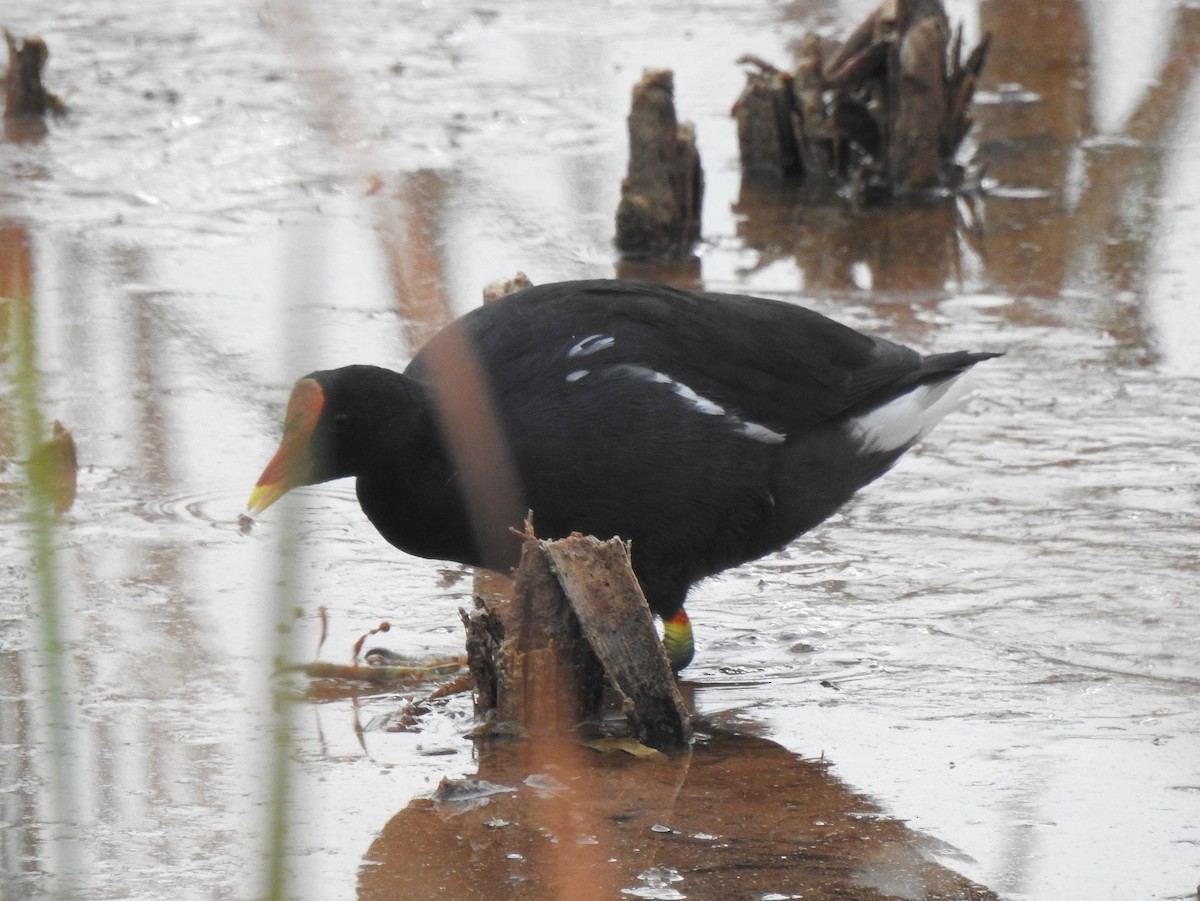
[613,0,989,259]
[733,0,990,200]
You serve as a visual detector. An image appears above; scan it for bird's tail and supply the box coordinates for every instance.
[849,351,1000,454]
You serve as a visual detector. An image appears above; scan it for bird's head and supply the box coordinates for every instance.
[247,375,328,515]
[248,365,426,515]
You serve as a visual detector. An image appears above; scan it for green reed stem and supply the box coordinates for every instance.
[12,265,76,898]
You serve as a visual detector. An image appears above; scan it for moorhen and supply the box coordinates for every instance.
[249,279,998,669]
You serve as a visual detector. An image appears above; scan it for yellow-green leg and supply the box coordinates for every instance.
[662,609,694,672]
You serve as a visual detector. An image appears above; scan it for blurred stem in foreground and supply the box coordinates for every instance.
[263,516,299,901]
[260,217,325,900]
[8,230,78,898]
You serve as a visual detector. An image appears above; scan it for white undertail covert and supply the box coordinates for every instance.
[848,372,977,454]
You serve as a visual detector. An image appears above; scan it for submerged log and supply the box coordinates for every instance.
[464,525,691,751]
[732,0,989,200]
[614,69,704,259]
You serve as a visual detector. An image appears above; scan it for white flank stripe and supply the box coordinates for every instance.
[607,362,788,444]
[740,421,786,444]
[671,380,726,416]
[567,334,616,358]
[849,372,976,453]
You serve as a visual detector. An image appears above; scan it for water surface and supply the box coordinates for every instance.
[2,1,1198,899]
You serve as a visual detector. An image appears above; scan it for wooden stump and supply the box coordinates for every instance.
[464,526,692,751]
[614,69,704,259]
[734,61,801,180]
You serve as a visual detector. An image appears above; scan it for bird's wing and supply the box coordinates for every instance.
[436,280,926,435]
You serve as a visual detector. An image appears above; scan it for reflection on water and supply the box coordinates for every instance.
[359,727,996,901]
[2,1,1200,900]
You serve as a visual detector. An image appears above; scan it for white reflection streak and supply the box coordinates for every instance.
[1147,79,1200,375]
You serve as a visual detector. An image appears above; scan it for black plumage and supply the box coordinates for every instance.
[250,279,997,668]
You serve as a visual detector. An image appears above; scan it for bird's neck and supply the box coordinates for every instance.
[351,379,485,567]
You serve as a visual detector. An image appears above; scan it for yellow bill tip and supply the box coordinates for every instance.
[247,480,285,516]
[248,377,325,515]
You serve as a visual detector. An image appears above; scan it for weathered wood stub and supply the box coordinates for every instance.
[733,0,990,199]
[4,30,65,121]
[464,525,692,751]
[614,69,704,259]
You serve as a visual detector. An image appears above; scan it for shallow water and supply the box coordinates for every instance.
[1,1,1198,899]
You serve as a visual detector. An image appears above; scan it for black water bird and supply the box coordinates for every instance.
[249,279,998,669]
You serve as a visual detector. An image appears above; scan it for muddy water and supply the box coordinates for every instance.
[1,1,1198,899]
